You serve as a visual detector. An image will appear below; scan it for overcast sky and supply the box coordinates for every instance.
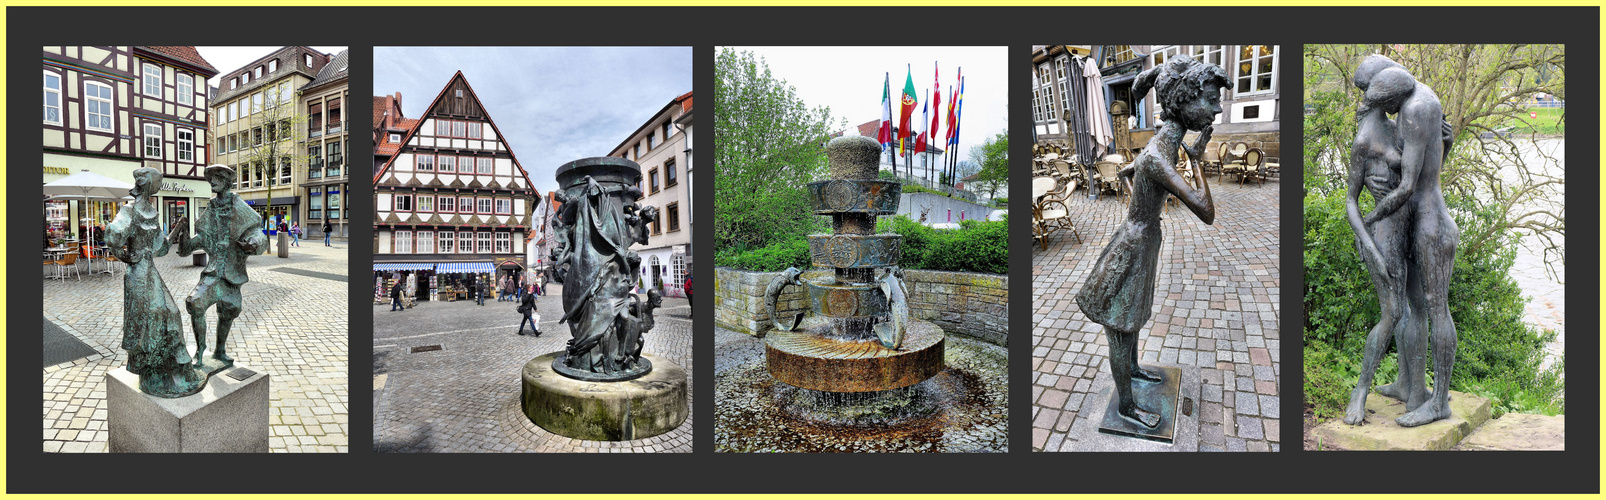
[195,46,347,88]
[723,46,1008,164]
[374,46,693,198]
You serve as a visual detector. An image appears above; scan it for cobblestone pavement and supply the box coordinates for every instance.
[43,240,351,453]
[372,284,693,453]
[1032,179,1280,452]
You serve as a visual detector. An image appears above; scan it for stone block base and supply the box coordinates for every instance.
[1311,390,1491,451]
[521,352,688,441]
[106,364,270,453]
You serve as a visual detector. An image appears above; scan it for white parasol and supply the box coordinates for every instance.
[43,169,135,262]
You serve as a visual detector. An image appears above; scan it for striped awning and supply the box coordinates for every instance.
[374,263,435,271]
[436,262,495,273]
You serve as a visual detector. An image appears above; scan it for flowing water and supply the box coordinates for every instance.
[1497,139,1565,374]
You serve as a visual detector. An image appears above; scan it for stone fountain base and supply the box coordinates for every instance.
[765,319,945,393]
[521,351,688,441]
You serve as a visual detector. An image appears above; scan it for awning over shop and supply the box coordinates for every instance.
[436,262,494,273]
[374,263,435,271]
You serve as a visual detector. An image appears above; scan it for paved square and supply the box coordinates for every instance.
[371,285,693,453]
[43,241,350,453]
[1032,179,1280,452]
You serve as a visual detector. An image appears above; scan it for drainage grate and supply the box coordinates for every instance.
[226,367,258,381]
[411,345,442,353]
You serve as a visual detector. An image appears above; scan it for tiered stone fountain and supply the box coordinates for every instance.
[762,135,945,394]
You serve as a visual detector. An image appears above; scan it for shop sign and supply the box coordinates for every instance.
[43,166,71,175]
[160,182,194,193]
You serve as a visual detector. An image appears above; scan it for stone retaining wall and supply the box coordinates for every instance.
[714,267,1009,346]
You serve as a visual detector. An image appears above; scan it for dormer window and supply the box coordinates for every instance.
[268,60,278,73]
[230,77,237,89]
[304,54,313,67]
[389,133,401,143]
[254,66,263,79]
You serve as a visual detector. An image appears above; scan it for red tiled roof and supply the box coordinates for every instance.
[138,46,219,75]
[375,143,401,156]
[372,96,389,131]
[676,91,693,113]
[398,118,418,129]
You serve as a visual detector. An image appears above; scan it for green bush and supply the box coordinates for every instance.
[992,197,1008,207]
[714,238,811,272]
[1302,183,1562,421]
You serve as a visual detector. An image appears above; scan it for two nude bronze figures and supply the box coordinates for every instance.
[106,164,265,398]
[1076,54,1458,431]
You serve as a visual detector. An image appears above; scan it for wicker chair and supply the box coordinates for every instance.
[1240,148,1265,186]
[1032,176,1080,250]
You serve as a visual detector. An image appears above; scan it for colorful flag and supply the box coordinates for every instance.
[878,73,892,147]
[953,74,965,147]
[947,68,960,145]
[917,88,929,154]
[931,63,941,145]
[899,66,917,155]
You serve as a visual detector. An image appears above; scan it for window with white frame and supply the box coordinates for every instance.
[1235,45,1277,96]
[1150,45,1183,67]
[416,154,434,172]
[478,232,493,253]
[395,194,413,212]
[452,120,465,138]
[1056,56,1074,121]
[280,157,292,185]
[495,232,511,253]
[242,72,250,85]
[230,77,238,90]
[418,231,434,254]
[389,133,401,143]
[142,63,162,97]
[1037,62,1054,124]
[418,195,434,213]
[144,124,163,158]
[672,254,686,288]
[467,122,482,139]
[459,232,475,253]
[280,82,292,105]
[44,71,62,125]
[176,74,193,106]
[438,196,455,213]
[254,66,263,79]
[1190,45,1226,69]
[438,156,454,173]
[309,187,324,220]
[458,196,473,213]
[395,230,412,254]
[229,101,239,122]
[438,232,454,254]
[85,81,113,132]
[495,198,511,215]
[252,92,262,114]
[177,129,194,162]
[436,120,450,136]
[477,157,493,174]
[268,59,278,73]
[304,54,313,67]
[477,197,493,214]
[265,85,277,107]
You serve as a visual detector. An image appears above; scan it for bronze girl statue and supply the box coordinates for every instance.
[1075,56,1226,428]
[105,167,205,397]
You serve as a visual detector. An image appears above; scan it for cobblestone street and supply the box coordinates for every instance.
[371,284,694,453]
[43,239,351,453]
[1032,179,1281,452]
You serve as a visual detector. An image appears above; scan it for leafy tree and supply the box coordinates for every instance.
[968,132,1009,200]
[714,48,844,252]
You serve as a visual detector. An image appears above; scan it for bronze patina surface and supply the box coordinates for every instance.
[1097,365,1182,443]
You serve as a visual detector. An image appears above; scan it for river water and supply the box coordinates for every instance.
[1498,139,1565,373]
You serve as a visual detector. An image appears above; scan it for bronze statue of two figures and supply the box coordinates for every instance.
[108,165,265,398]
[547,157,664,382]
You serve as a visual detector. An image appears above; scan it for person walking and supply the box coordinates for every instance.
[476,275,488,306]
[290,221,301,246]
[322,219,333,246]
[516,284,540,336]
[503,275,516,302]
[390,277,404,312]
[684,272,694,318]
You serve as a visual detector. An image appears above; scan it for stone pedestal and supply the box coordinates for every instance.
[106,364,270,453]
[1098,365,1182,443]
[1310,390,1491,451]
[1063,363,1202,452]
[765,319,945,392]
[522,351,688,441]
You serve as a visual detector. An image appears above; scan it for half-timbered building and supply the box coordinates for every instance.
[43,46,218,239]
[373,72,539,300]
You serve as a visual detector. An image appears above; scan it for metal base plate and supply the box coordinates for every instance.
[1097,365,1182,443]
[551,354,653,382]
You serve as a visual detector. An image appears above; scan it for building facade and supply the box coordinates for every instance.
[373,71,539,299]
[1031,44,1280,163]
[209,46,332,228]
[44,46,218,240]
[300,49,350,240]
[608,91,692,298]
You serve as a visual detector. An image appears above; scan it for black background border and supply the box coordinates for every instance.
[8,5,1597,495]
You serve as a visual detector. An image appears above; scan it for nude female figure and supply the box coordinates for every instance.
[1344,54,1459,427]
[1075,56,1225,428]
